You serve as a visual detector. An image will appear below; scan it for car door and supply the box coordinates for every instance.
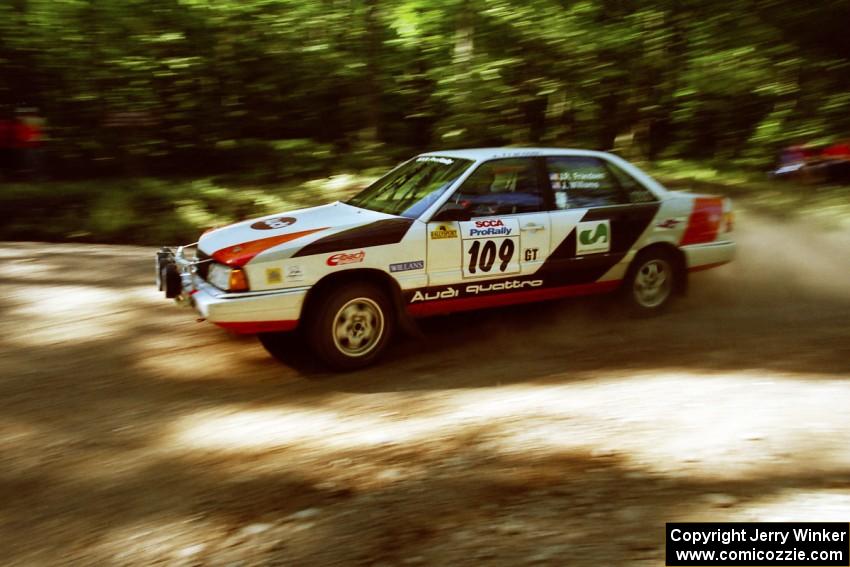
[544,156,661,287]
[426,157,551,288]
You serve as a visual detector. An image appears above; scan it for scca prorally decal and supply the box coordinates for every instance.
[389,260,424,273]
[251,216,296,230]
[468,219,512,238]
[327,251,365,266]
[410,279,543,303]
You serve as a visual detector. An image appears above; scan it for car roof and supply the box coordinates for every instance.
[419,147,617,161]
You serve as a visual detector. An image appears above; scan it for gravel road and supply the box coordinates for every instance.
[1,211,848,566]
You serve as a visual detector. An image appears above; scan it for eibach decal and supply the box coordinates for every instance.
[327,251,366,266]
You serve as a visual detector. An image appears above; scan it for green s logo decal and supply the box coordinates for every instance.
[579,223,609,245]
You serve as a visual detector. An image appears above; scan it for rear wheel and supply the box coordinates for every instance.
[623,249,677,317]
[307,282,395,371]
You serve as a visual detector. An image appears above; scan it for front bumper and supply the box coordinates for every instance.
[189,280,308,333]
[157,246,307,334]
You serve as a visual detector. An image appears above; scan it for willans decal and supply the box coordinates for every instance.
[390,260,425,273]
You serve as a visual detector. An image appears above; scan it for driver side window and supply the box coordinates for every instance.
[447,158,544,216]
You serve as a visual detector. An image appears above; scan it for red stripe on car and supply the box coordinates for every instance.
[211,228,328,267]
[680,197,724,246]
[407,280,621,317]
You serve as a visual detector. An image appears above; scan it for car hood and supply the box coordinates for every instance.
[198,202,401,266]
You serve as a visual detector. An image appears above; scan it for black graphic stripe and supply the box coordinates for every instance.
[541,202,660,285]
[402,202,660,304]
[292,218,415,257]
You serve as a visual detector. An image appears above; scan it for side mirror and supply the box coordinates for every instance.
[431,203,472,222]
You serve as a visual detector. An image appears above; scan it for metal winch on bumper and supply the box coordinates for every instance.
[155,245,200,302]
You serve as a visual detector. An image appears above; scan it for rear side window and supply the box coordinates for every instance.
[607,162,658,203]
[546,157,628,209]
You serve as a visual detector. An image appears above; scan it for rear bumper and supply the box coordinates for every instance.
[681,239,736,271]
[189,279,308,334]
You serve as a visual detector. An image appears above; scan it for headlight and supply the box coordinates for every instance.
[207,263,250,291]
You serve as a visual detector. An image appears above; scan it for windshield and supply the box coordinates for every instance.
[347,156,473,218]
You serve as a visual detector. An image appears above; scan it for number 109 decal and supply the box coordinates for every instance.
[460,218,522,278]
[463,237,520,277]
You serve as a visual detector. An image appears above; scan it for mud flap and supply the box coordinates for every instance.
[391,288,424,339]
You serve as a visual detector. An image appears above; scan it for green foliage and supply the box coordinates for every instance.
[0,174,374,245]
[1,0,849,175]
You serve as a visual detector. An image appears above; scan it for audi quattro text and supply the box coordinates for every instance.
[157,148,735,370]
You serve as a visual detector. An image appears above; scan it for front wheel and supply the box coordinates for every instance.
[622,249,678,317]
[307,283,395,371]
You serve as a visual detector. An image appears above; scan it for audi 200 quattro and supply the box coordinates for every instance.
[157,148,735,370]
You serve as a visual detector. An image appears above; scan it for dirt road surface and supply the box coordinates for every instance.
[1,211,849,566]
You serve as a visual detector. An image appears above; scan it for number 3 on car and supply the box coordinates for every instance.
[156,148,736,371]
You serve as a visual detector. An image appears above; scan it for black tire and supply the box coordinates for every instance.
[306,282,395,371]
[258,330,298,362]
[622,248,679,317]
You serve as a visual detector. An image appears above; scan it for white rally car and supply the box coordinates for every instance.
[157,148,735,370]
